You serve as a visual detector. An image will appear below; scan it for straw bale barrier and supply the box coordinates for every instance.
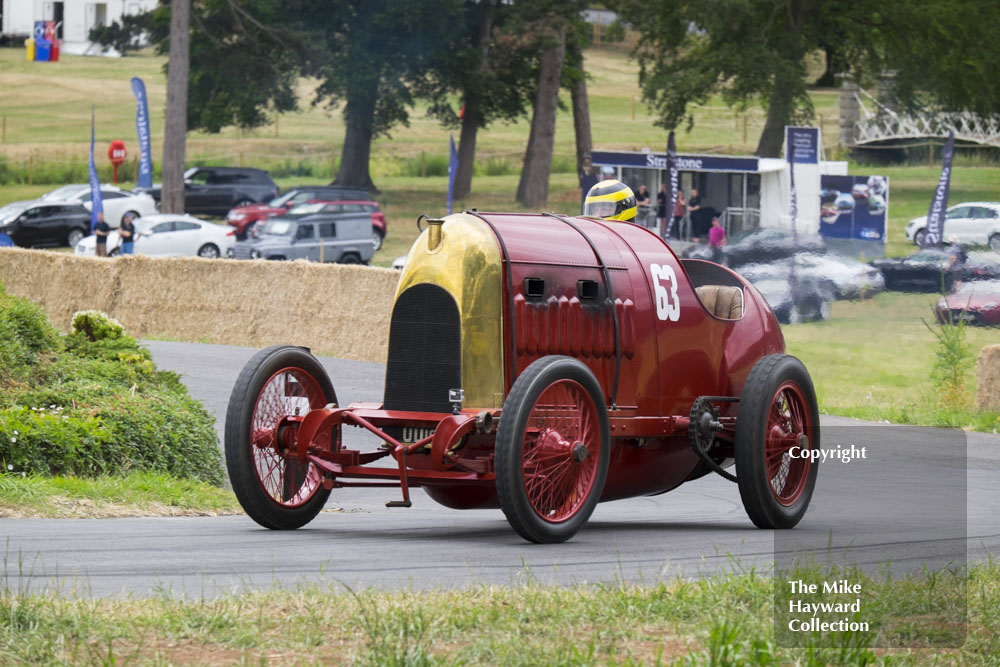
[0,248,398,363]
[978,344,1000,412]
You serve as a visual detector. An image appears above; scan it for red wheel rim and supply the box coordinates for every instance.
[764,381,813,506]
[521,379,600,523]
[250,367,330,508]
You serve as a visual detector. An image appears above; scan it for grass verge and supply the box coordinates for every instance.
[783,291,1000,432]
[0,471,239,518]
[0,561,996,665]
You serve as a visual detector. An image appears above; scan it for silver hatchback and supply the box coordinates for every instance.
[232,214,374,264]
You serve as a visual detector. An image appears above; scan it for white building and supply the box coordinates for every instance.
[1,0,157,55]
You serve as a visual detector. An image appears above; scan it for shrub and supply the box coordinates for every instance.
[0,287,223,484]
[926,311,975,410]
[72,310,125,342]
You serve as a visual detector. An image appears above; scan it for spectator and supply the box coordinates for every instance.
[687,188,703,241]
[635,184,652,227]
[709,215,727,263]
[93,212,110,258]
[118,212,137,255]
[946,236,967,289]
[579,157,599,214]
[656,183,669,237]
[671,189,687,240]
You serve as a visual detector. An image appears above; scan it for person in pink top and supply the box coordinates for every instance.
[708,215,726,263]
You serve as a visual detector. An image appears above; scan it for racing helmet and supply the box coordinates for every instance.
[583,179,636,223]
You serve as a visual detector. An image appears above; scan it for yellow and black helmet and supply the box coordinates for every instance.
[583,179,636,223]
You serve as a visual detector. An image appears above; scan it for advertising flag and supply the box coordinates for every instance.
[447,134,458,215]
[130,77,154,189]
[88,107,104,232]
[788,148,797,243]
[663,131,678,240]
[921,131,955,249]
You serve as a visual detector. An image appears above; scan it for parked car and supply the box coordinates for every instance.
[752,277,835,325]
[136,167,279,217]
[905,202,1000,249]
[722,229,827,266]
[872,249,1000,293]
[231,214,373,264]
[40,184,158,227]
[738,253,885,301]
[74,214,235,258]
[936,280,1000,326]
[225,186,369,239]
[0,201,91,247]
[263,200,388,250]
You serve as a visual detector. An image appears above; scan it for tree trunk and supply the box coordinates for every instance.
[453,4,491,201]
[569,42,592,177]
[516,26,566,208]
[453,94,479,201]
[161,0,190,214]
[334,89,377,192]
[756,69,797,158]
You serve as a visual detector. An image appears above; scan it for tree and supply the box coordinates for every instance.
[98,0,461,192]
[418,1,548,200]
[621,0,1000,158]
[566,31,592,179]
[515,20,566,208]
[162,0,191,215]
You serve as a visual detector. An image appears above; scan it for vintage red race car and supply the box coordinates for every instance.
[225,211,821,543]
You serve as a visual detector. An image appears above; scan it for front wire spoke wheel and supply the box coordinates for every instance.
[225,346,338,530]
[495,356,610,544]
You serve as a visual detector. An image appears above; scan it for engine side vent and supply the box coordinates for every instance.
[383,283,461,414]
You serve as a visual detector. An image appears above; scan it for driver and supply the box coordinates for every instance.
[583,179,637,223]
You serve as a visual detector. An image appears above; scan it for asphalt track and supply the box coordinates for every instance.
[2,340,998,597]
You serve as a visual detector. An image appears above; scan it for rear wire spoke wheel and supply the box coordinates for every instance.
[495,356,610,543]
[225,346,337,529]
[735,354,820,529]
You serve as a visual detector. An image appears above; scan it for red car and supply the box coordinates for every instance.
[936,280,1000,326]
[225,211,820,543]
[226,186,386,250]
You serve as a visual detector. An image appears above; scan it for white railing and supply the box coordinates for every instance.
[853,89,1000,147]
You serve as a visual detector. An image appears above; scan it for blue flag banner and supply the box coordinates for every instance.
[88,107,103,231]
[921,131,955,249]
[130,77,154,189]
[447,134,458,216]
[663,131,678,240]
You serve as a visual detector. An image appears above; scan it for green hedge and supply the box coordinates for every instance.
[0,287,223,484]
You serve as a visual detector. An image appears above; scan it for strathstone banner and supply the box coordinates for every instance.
[130,77,154,189]
[921,131,955,249]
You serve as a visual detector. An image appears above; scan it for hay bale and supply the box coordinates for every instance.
[0,248,399,363]
[977,344,1000,412]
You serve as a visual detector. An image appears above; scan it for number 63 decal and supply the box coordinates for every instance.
[650,264,680,321]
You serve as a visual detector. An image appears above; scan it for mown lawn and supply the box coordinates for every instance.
[784,291,1000,432]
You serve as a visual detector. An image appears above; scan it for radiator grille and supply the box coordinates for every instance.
[383,283,461,414]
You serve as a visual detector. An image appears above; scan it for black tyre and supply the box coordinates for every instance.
[372,228,384,251]
[225,345,337,529]
[197,243,220,259]
[913,229,926,247]
[495,356,610,543]
[67,228,86,248]
[340,253,361,264]
[989,234,1000,252]
[735,354,820,529]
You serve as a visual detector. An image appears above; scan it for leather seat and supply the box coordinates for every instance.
[695,285,744,320]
